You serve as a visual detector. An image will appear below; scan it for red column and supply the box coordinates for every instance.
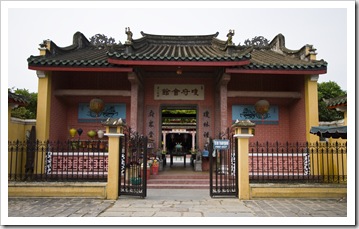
[128,72,141,132]
[218,73,231,134]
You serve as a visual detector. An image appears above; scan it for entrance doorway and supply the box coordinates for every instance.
[160,105,197,154]
[145,105,209,190]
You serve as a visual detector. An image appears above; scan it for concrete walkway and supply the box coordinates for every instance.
[7,189,347,222]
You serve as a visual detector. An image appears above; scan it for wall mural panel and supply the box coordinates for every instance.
[232,105,279,125]
[78,103,126,123]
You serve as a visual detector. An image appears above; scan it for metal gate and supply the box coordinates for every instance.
[209,130,238,197]
[119,130,148,198]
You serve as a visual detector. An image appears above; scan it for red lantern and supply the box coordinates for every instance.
[89,98,104,116]
[254,99,270,115]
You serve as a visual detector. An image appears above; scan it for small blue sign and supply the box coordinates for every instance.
[213,139,230,150]
[202,150,209,157]
[78,103,126,123]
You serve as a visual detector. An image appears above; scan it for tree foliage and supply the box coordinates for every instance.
[318,81,346,122]
[9,88,37,119]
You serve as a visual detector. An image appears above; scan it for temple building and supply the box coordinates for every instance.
[27,29,327,152]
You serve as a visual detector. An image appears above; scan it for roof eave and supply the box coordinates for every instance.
[28,65,133,72]
[225,68,327,75]
[107,59,251,67]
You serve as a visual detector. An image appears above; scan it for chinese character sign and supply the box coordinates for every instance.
[154,84,204,100]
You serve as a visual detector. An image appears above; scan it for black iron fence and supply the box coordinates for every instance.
[8,140,109,182]
[8,139,347,185]
[249,141,347,184]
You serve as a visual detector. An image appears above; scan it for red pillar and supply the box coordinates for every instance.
[218,73,231,134]
[128,72,143,133]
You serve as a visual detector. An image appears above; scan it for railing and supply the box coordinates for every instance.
[9,139,347,184]
[8,140,109,182]
[249,141,347,184]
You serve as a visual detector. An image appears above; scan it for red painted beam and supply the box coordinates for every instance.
[225,68,327,75]
[328,104,347,110]
[107,58,251,67]
[28,66,133,72]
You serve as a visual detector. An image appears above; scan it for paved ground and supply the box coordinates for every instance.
[8,189,347,219]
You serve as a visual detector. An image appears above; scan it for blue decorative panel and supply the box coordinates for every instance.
[232,105,279,125]
[78,103,126,123]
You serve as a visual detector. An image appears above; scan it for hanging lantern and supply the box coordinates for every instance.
[77,128,83,136]
[254,99,270,116]
[89,98,104,116]
[97,130,104,139]
[69,128,77,138]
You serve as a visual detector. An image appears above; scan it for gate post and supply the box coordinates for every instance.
[103,118,125,200]
[232,120,255,200]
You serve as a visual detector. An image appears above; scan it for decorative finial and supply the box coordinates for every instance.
[125,27,133,44]
[227,29,235,46]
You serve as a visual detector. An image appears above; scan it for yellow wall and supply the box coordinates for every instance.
[8,106,36,177]
[36,71,52,141]
[9,182,107,198]
[305,75,320,142]
[250,184,346,198]
[8,117,36,142]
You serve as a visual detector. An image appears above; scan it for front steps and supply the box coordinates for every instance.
[147,173,210,189]
[147,157,210,189]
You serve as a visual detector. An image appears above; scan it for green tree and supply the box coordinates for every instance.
[9,88,37,119]
[318,81,346,121]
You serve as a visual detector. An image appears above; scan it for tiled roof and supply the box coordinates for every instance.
[107,32,251,62]
[324,95,347,109]
[8,91,29,105]
[28,47,114,67]
[232,34,327,70]
[27,31,327,71]
[236,49,328,70]
[27,32,120,68]
[310,126,346,139]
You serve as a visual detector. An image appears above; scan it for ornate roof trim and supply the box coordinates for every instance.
[39,32,93,56]
[107,31,251,63]
[268,34,318,61]
[27,31,328,73]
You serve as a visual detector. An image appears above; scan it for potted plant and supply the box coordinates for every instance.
[161,149,167,167]
[151,159,159,175]
[130,177,142,185]
[190,148,198,166]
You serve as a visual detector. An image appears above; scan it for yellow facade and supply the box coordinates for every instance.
[8,108,36,142]
[305,75,320,142]
[8,182,107,198]
[36,71,52,142]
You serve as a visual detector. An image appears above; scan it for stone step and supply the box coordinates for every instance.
[147,183,209,189]
[147,178,209,184]
[149,175,209,180]
[147,173,211,189]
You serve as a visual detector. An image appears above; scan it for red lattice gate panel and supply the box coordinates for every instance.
[249,153,306,175]
[50,152,108,175]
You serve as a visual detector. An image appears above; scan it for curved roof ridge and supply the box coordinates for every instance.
[268,33,317,61]
[39,31,93,56]
[140,31,219,39]
[134,31,220,46]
